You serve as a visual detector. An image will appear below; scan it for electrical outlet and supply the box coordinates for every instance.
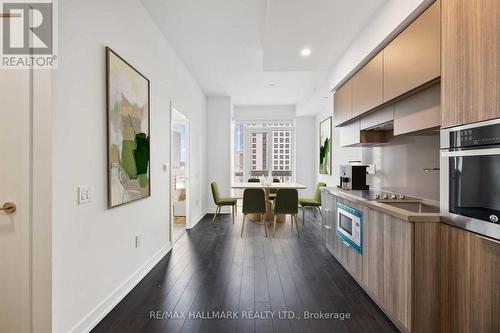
[135,235,142,248]
[78,186,93,204]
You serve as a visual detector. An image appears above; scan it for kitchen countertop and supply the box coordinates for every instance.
[324,187,441,223]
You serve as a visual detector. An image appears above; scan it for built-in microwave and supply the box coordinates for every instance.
[336,202,363,254]
[440,118,500,240]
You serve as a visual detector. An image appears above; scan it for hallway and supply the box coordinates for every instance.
[93,212,398,333]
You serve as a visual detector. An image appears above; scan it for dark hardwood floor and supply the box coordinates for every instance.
[92,209,398,333]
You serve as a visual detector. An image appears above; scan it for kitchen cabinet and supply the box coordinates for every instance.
[322,192,440,332]
[441,0,500,127]
[368,211,439,333]
[321,189,336,254]
[393,83,441,135]
[334,1,440,128]
[338,120,360,147]
[383,0,440,103]
[333,80,352,126]
[352,52,383,118]
[440,223,500,333]
[360,105,394,130]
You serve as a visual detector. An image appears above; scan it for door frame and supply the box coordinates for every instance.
[1,68,52,331]
[169,103,190,242]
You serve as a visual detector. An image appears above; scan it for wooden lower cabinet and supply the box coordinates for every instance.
[327,198,439,333]
[440,223,500,333]
[362,208,439,333]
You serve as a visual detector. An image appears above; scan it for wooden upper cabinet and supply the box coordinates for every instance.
[383,1,441,103]
[441,0,500,128]
[334,80,352,126]
[352,52,383,118]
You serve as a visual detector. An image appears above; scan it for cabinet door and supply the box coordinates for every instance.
[383,215,412,330]
[338,120,360,147]
[384,1,440,103]
[362,208,385,302]
[441,0,500,127]
[440,224,500,333]
[334,81,352,126]
[352,52,384,118]
[393,83,441,135]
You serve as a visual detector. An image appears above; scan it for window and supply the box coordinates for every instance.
[232,121,295,185]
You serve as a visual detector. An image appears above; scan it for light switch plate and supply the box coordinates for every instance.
[78,186,93,204]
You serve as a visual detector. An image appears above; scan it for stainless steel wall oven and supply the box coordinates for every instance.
[440,119,500,240]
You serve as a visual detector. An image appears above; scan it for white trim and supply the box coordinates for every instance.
[187,212,206,230]
[70,243,172,333]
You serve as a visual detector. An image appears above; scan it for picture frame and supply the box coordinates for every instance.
[319,116,332,175]
[106,47,151,208]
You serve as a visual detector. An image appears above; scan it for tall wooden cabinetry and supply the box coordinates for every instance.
[441,0,500,127]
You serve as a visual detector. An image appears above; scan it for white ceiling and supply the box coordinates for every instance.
[141,0,387,115]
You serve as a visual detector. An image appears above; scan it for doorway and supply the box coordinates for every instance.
[170,106,189,242]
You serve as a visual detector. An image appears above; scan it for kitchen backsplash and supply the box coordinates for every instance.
[362,133,440,201]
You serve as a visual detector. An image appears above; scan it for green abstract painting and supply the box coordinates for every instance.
[106,47,150,207]
[319,117,332,175]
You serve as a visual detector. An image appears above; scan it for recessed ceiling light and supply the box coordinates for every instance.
[268,83,275,87]
[301,48,311,57]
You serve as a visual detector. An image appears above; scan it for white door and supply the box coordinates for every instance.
[0,68,32,332]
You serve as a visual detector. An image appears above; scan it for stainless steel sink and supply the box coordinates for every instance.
[379,201,440,214]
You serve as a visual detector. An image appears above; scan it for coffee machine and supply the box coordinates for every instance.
[339,165,369,190]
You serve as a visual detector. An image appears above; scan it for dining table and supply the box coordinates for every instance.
[231,182,307,223]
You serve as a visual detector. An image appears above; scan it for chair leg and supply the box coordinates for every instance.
[318,206,322,217]
[294,214,300,239]
[302,206,305,225]
[232,205,235,224]
[263,215,268,238]
[313,207,317,218]
[212,206,220,224]
[273,215,278,238]
[290,214,293,229]
[240,214,247,238]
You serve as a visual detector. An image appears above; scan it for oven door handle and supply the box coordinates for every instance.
[441,147,500,157]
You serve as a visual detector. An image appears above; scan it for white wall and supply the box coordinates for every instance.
[315,106,363,188]
[206,96,233,212]
[52,0,206,332]
[295,117,316,197]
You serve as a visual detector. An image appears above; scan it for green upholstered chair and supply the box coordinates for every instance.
[240,188,267,237]
[299,182,326,224]
[248,178,260,183]
[272,189,299,238]
[211,181,237,224]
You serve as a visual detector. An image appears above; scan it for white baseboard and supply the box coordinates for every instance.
[70,243,172,333]
[187,212,206,230]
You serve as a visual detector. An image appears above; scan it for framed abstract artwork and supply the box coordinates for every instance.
[106,47,150,208]
[319,117,332,175]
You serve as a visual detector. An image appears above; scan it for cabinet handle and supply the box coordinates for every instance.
[324,225,332,230]
[342,240,351,247]
[477,235,500,245]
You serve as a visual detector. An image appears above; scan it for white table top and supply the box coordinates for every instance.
[231,182,307,189]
